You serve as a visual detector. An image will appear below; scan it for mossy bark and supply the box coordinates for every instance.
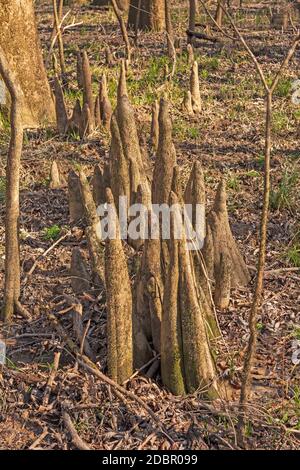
[134,214,163,367]
[161,211,185,395]
[105,189,133,383]
[160,193,220,398]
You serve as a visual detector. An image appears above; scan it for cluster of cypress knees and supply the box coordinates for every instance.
[50,49,250,399]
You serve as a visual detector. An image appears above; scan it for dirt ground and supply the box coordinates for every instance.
[0,1,299,450]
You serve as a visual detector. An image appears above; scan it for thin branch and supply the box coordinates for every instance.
[111,0,131,63]
[52,0,66,75]
[220,4,269,92]
[270,32,300,92]
[198,0,236,41]
[62,409,91,450]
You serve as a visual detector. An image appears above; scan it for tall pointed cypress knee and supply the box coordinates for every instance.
[116,94,151,207]
[152,99,176,205]
[94,94,101,128]
[81,51,94,128]
[69,99,82,135]
[109,113,131,211]
[50,161,66,189]
[152,98,177,282]
[134,212,164,367]
[161,204,185,395]
[214,251,231,310]
[81,103,93,138]
[184,162,220,338]
[54,76,68,135]
[76,50,83,89]
[187,43,194,66]
[150,100,159,151]
[178,227,219,397]
[190,61,201,114]
[99,73,112,130]
[208,179,250,288]
[92,163,110,207]
[182,90,194,116]
[118,59,128,100]
[105,188,133,383]
[68,169,84,222]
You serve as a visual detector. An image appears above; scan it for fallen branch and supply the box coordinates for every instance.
[186,29,221,42]
[62,409,91,450]
[43,350,61,406]
[28,428,49,450]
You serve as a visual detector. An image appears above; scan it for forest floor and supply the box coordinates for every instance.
[0,0,299,450]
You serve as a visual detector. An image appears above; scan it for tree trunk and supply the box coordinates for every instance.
[128,0,165,31]
[0,47,22,322]
[188,0,196,44]
[0,0,55,128]
[165,0,174,58]
[93,0,129,11]
[215,0,224,27]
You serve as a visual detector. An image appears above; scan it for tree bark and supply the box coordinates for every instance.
[215,0,224,26]
[188,0,196,44]
[93,0,129,11]
[0,0,55,128]
[165,0,174,59]
[128,0,165,31]
[0,47,23,322]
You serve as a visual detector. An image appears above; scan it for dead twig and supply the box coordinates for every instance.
[43,350,61,406]
[62,409,91,450]
[111,0,131,63]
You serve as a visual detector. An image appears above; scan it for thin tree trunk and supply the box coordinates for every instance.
[188,0,196,44]
[0,47,23,322]
[53,0,66,76]
[111,0,131,63]
[237,92,272,445]
[134,0,142,46]
[165,0,174,58]
[50,0,63,43]
[215,0,224,26]
[215,5,300,446]
[128,0,165,32]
